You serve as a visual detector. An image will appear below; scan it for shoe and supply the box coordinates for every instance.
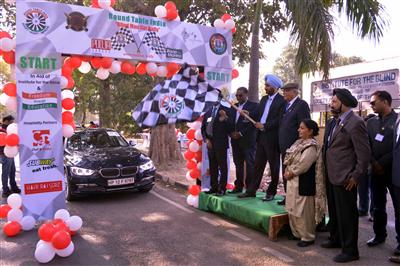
[237,192,255,198]
[367,236,386,247]
[262,194,275,201]
[227,188,242,194]
[333,253,359,263]
[389,256,400,264]
[215,190,226,197]
[277,198,286,205]
[11,187,21,194]
[205,189,217,195]
[358,210,368,217]
[394,246,400,256]
[368,216,374,222]
[297,240,314,247]
[2,190,11,198]
[321,240,341,249]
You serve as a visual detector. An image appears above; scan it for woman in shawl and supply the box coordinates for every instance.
[283,119,326,247]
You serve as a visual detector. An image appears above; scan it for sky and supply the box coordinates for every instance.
[232,0,400,89]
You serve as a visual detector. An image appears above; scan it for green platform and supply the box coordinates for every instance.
[198,192,287,233]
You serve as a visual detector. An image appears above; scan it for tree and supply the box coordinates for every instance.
[331,52,365,67]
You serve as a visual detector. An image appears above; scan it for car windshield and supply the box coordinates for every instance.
[67,130,128,151]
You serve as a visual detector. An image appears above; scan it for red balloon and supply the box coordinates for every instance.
[186,160,197,170]
[38,223,57,242]
[66,77,75,89]
[189,169,200,179]
[54,221,71,234]
[2,83,16,97]
[61,66,73,77]
[0,133,6,146]
[164,1,176,9]
[90,57,102,69]
[62,111,74,124]
[0,31,12,39]
[3,221,21,237]
[183,150,195,161]
[69,56,82,68]
[80,55,92,62]
[186,128,195,140]
[232,27,237,34]
[165,7,178,20]
[194,151,202,162]
[136,63,147,75]
[52,219,64,225]
[121,62,135,74]
[2,51,15,64]
[188,185,201,196]
[110,0,116,7]
[198,72,205,80]
[51,231,71,249]
[91,0,100,8]
[226,183,235,190]
[0,204,11,218]
[62,98,75,110]
[5,134,19,146]
[166,62,180,74]
[232,69,239,79]
[100,57,113,69]
[221,13,232,22]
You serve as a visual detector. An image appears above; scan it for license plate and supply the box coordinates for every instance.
[107,177,135,186]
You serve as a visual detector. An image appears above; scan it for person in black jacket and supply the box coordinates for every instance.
[201,103,231,196]
[228,87,258,194]
[278,83,310,205]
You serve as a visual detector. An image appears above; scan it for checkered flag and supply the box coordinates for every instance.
[132,64,222,128]
[142,31,166,55]
[111,28,136,51]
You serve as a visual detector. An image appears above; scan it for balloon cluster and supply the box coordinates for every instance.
[0,82,17,112]
[35,209,83,263]
[1,194,36,237]
[91,0,115,9]
[0,122,19,158]
[0,31,16,65]
[213,14,236,34]
[154,1,180,21]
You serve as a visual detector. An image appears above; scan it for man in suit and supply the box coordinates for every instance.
[324,88,371,263]
[228,87,258,194]
[277,83,310,204]
[201,102,231,196]
[365,91,399,253]
[238,74,286,200]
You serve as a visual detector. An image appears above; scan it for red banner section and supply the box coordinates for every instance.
[24,181,63,195]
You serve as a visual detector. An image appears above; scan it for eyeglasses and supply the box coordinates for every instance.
[235,94,243,97]
[370,100,380,106]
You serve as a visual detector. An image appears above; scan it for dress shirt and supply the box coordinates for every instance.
[260,92,278,124]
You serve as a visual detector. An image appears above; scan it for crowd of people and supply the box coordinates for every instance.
[201,74,400,264]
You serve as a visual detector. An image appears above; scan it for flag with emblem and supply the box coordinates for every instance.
[111,28,136,51]
[142,31,166,55]
[132,64,222,128]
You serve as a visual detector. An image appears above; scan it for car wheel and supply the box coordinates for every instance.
[66,181,77,201]
[138,184,154,193]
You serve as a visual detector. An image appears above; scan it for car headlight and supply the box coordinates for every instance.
[139,160,154,172]
[70,167,96,176]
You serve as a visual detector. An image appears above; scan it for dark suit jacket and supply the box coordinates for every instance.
[256,93,286,148]
[278,97,310,154]
[393,115,400,188]
[229,101,258,149]
[326,111,371,186]
[201,105,231,149]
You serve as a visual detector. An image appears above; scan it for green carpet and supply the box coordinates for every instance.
[198,192,287,233]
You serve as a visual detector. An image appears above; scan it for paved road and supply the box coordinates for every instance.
[0,181,398,265]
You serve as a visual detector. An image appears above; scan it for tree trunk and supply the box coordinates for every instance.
[98,80,112,128]
[148,124,183,170]
[248,0,263,103]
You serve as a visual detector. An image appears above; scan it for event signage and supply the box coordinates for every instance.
[311,69,400,111]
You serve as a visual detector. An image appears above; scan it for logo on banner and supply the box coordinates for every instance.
[111,28,136,51]
[23,8,49,34]
[209,34,227,55]
[91,39,112,50]
[65,12,89,32]
[32,130,51,151]
[159,95,185,118]
[22,92,58,110]
[27,158,57,173]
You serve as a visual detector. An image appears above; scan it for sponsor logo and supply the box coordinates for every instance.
[32,129,51,151]
[27,158,57,173]
[65,12,89,32]
[22,92,57,110]
[23,8,49,34]
[91,39,112,50]
[209,33,227,55]
[166,48,183,59]
[159,95,185,118]
[24,181,62,195]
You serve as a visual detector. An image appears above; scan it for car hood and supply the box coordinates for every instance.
[65,147,146,169]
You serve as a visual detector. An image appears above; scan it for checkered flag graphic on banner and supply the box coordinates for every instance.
[111,28,136,50]
[142,31,166,55]
[132,64,222,128]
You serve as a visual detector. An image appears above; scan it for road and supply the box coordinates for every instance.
[0,181,398,265]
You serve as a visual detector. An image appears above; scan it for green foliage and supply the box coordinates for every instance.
[331,52,365,67]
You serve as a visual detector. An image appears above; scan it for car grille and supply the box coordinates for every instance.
[99,166,138,178]
[99,168,120,178]
[121,166,138,176]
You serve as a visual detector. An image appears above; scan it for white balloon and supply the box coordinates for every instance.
[55,241,74,257]
[96,68,110,80]
[62,124,74,138]
[214,19,224,28]
[194,129,202,141]
[154,5,167,18]
[98,0,111,9]
[6,123,18,135]
[0,93,10,106]
[35,243,56,264]
[224,19,235,30]
[191,121,201,130]
[174,15,181,21]
[109,60,121,74]
[36,240,47,249]
[4,146,18,158]
[185,171,194,182]
[21,216,36,231]
[146,62,158,74]
[66,216,83,231]
[54,209,70,222]
[78,61,91,74]
[7,193,22,209]
[197,162,202,170]
[186,195,199,208]
[5,0,16,4]
[7,208,23,222]
[186,195,194,206]
[61,89,75,100]
[156,66,167,77]
[0,37,13,52]
[5,96,17,111]
[189,141,200,153]
[60,76,68,89]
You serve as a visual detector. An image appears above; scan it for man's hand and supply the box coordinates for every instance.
[206,139,212,149]
[231,131,241,139]
[345,177,358,191]
[284,170,294,180]
[372,161,385,176]
[255,122,264,130]
[219,110,228,121]
[240,110,250,117]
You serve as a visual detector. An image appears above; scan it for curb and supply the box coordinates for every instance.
[155,173,189,191]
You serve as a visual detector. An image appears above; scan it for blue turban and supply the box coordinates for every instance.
[264,74,283,89]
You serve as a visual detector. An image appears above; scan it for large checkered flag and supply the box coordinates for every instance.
[111,28,136,51]
[142,31,166,55]
[132,64,222,128]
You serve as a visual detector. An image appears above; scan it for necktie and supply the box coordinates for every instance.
[285,102,290,112]
[329,118,341,144]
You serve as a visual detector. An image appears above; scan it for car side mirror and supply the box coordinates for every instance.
[129,140,136,147]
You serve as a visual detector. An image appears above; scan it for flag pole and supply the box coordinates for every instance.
[222,98,257,125]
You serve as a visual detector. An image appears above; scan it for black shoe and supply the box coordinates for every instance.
[321,240,341,249]
[368,216,374,222]
[237,192,255,198]
[297,240,314,247]
[11,187,21,194]
[277,198,286,205]
[2,190,11,198]
[389,256,400,264]
[227,188,242,194]
[394,246,400,256]
[358,210,368,217]
[205,189,217,195]
[215,190,226,197]
[262,194,275,201]
[367,236,386,247]
[333,253,359,263]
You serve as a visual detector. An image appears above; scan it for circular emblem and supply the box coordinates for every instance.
[159,95,185,118]
[65,12,89,32]
[23,8,49,34]
[209,33,227,55]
